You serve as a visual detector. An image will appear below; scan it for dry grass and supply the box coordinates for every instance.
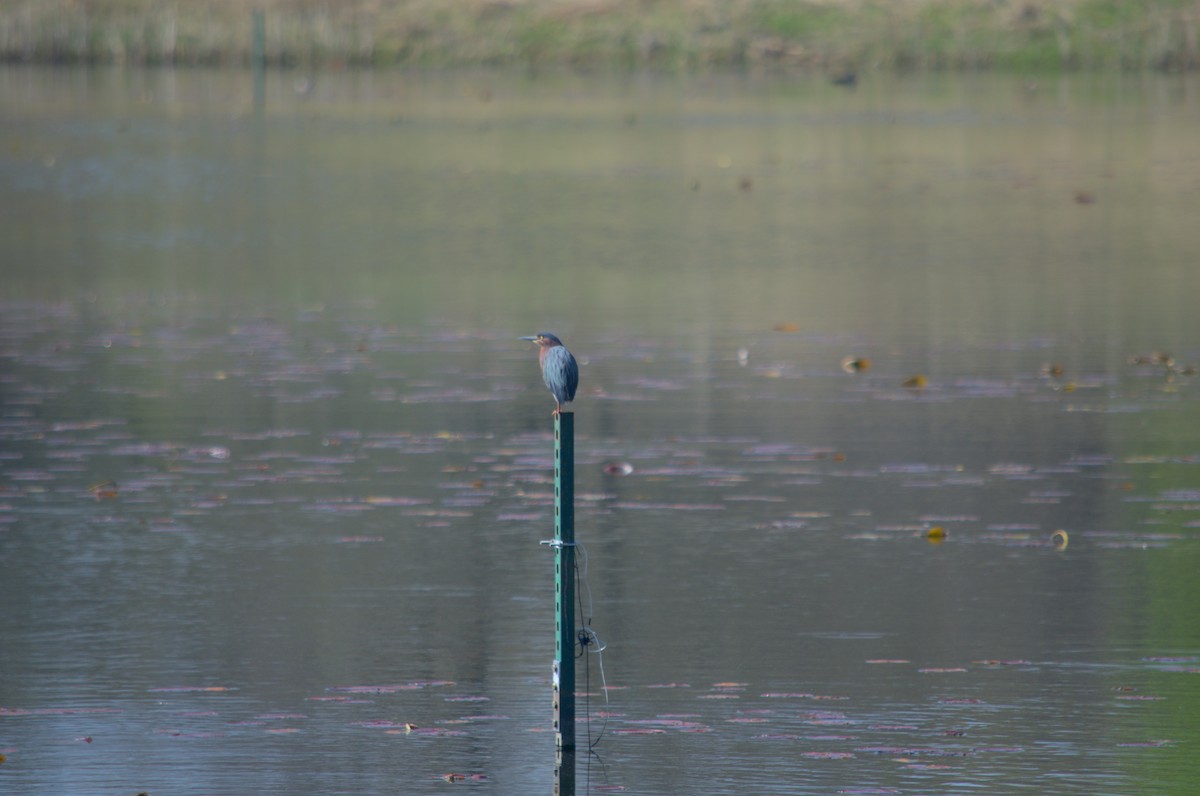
[0,0,1196,71]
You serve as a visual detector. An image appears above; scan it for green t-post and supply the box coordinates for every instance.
[553,411,575,751]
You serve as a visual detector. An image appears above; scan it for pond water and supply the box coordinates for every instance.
[2,66,1199,795]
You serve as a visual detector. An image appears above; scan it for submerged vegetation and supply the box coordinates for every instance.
[0,0,1197,72]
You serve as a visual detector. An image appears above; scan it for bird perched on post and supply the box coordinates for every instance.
[520,332,579,415]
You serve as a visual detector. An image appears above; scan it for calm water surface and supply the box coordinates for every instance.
[2,66,1200,795]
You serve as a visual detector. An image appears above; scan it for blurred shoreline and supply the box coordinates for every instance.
[0,0,1197,72]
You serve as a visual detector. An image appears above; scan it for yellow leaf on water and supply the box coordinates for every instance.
[841,356,871,373]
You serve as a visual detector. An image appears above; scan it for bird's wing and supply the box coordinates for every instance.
[543,347,580,403]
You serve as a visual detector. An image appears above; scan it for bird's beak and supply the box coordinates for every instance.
[519,336,537,341]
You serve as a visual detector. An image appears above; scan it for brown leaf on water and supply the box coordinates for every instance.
[841,356,871,373]
[1129,352,1173,366]
[773,322,800,333]
[902,374,928,389]
[88,481,118,500]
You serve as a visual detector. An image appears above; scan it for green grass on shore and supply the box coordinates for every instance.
[0,0,1197,71]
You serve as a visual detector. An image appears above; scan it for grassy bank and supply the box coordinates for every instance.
[0,0,1197,71]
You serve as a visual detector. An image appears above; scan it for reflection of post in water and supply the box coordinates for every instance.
[554,748,576,796]
[251,8,266,109]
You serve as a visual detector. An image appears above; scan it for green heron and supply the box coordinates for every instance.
[520,332,579,414]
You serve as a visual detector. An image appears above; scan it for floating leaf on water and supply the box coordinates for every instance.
[1051,530,1069,549]
[901,374,928,389]
[602,462,634,476]
[1129,352,1173,366]
[88,480,118,500]
[926,526,947,542]
[1041,363,1065,378]
[773,322,800,333]
[841,356,870,374]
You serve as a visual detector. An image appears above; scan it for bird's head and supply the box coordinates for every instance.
[519,333,563,349]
